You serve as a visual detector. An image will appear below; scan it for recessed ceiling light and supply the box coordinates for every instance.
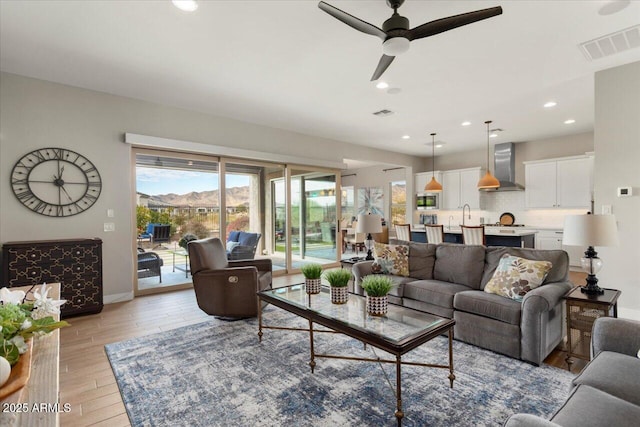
[490,133,498,138]
[564,119,576,124]
[426,141,446,148]
[544,101,557,108]
[402,135,410,139]
[172,0,198,12]
[461,121,471,126]
[376,81,389,89]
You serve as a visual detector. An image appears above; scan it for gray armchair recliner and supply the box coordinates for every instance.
[188,237,272,318]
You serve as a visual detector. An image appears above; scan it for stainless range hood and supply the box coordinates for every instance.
[491,142,524,191]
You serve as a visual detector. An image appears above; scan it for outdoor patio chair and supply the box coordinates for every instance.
[188,237,272,319]
[137,247,163,283]
[151,224,171,248]
[226,231,261,260]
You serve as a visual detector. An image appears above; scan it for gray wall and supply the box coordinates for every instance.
[0,72,422,301]
[594,61,640,320]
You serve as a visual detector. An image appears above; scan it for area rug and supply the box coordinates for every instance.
[105,308,575,427]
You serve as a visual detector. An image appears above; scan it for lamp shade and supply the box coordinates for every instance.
[424,176,443,192]
[562,214,619,247]
[356,214,383,234]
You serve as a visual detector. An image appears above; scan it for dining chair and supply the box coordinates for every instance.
[395,223,411,241]
[461,225,486,245]
[425,224,444,244]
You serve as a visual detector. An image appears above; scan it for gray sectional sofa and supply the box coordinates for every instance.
[504,317,640,427]
[352,241,572,365]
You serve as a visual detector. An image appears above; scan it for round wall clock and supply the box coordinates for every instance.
[10,147,102,217]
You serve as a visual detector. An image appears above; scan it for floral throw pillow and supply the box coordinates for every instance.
[371,242,409,277]
[484,255,553,301]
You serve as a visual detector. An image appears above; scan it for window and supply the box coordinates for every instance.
[390,181,406,225]
[341,186,355,222]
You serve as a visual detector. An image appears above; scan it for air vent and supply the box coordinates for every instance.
[372,109,394,117]
[580,25,640,61]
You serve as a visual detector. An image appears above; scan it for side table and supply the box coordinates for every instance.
[564,286,621,370]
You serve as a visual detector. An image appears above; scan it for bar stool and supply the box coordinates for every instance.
[461,225,486,245]
[395,224,411,241]
[425,225,444,244]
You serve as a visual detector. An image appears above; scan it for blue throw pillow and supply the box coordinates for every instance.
[228,230,241,242]
[238,232,258,247]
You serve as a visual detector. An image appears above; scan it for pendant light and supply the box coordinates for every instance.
[424,133,443,192]
[477,120,500,189]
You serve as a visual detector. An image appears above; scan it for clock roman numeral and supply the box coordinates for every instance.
[11,177,28,185]
[52,148,67,160]
[33,150,47,162]
[16,191,34,201]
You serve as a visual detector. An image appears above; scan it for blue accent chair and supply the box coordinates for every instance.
[226,231,261,260]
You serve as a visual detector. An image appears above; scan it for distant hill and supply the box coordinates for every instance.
[150,186,250,207]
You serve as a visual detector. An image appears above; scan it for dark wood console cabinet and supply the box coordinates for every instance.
[2,238,103,318]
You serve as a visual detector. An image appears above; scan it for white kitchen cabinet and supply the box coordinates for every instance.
[442,168,481,209]
[525,156,593,209]
[535,229,582,267]
[414,171,442,194]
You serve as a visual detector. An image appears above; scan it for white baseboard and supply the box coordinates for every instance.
[618,306,640,321]
[104,292,134,304]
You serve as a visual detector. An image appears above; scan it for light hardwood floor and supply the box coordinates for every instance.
[59,272,586,426]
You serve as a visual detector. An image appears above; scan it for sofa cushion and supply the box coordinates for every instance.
[389,239,436,280]
[481,247,568,289]
[408,242,437,280]
[484,255,553,301]
[551,385,640,427]
[228,230,241,242]
[372,242,409,276]
[434,244,485,289]
[454,290,522,325]
[403,279,471,310]
[572,351,640,406]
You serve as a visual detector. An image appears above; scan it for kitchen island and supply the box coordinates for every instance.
[411,226,536,248]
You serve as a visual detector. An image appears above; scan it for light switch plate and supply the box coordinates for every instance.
[104,222,115,232]
[601,205,612,215]
[107,209,114,218]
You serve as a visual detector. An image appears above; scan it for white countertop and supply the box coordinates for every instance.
[412,225,537,237]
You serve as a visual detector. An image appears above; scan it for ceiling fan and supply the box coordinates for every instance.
[318,0,503,81]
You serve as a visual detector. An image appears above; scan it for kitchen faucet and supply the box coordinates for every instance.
[462,203,471,226]
[448,215,454,230]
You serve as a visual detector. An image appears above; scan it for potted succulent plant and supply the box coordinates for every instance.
[178,233,198,250]
[301,263,323,294]
[324,269,352,304]
[361,275,394,316]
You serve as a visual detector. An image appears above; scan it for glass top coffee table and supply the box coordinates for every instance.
[258,284,455,426]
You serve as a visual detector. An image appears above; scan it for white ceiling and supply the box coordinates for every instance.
[1,1,639,158]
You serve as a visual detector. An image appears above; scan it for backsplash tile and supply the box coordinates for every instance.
[415,191,589,229]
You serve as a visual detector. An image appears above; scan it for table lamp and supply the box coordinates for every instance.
[356,213,383,260]
[562,213,619,295]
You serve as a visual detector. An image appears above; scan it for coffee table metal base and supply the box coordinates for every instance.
[257,293,455,426]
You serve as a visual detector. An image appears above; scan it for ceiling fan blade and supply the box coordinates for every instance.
[318,1,386,40]
[407,6,503,41]
[371,55,395,81]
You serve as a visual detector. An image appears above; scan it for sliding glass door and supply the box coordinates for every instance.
[134,150,220,294]
[134,149,340,289]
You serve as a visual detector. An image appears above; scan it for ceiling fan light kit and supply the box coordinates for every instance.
[318,0,503,80]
